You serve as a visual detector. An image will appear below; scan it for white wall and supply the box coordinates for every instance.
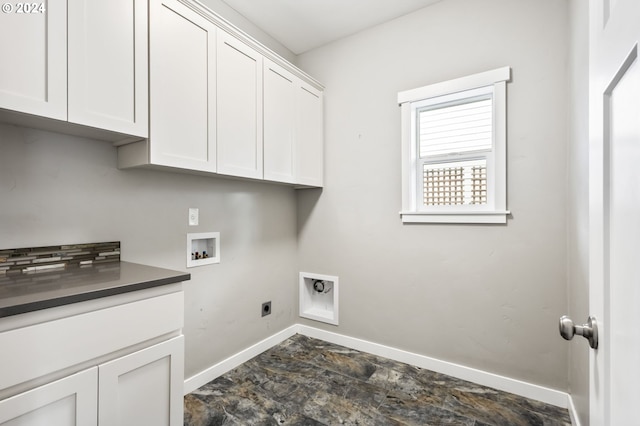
[567,0,590,423]
[296,0,570,390]
[0,124,298,379]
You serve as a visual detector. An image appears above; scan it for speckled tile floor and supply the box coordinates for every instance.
[184,334,572,426]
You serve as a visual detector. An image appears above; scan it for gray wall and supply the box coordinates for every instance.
[567,0,590,423]
[296,0,570,390]
[0,124,298,379]
[0,1,301,381]
[0,0,589,401]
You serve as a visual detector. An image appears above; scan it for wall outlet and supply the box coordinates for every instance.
[189,208,199,226]
[262,301,271,317]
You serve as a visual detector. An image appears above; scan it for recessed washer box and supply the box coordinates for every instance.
[187,232,220,268]
[299,272,339,325]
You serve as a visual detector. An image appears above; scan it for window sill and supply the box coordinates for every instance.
[400,210,510,224]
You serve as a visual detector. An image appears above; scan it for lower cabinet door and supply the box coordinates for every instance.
[0,367,98,426]
[98,336,184,426]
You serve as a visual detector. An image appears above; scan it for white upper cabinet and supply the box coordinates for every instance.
[0,0,67,121]
[216,31,264,179]
[148,0,217,172]
[263,59,324,187]
[116,0,323,188]
[68,0,148,138]
[296,82,324,187]
[263,59,296,184]
[0,0,148,140]
[0,0,322,186]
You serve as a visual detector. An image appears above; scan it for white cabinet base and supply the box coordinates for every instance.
[0,368,98,426]
[99,336,184,426]
[0,288,185,426]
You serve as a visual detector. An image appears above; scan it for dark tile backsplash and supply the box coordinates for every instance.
[0,242,120,274]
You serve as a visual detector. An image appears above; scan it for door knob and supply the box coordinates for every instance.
[559,315,598,349]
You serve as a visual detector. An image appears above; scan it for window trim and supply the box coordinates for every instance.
[399,66,511,224]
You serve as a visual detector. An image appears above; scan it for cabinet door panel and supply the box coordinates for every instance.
[0,291,183,392]
[149,0,216,172]
[296,84,324,187]
[0,0,66,120]
[217,32,263,179]
[68,0,148,137]
[0,368,97,426]
[98,336,184,426]
[264,60,296,183]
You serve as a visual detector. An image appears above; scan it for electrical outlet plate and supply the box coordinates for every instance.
[262,301,271,317]
[189,208,199,226]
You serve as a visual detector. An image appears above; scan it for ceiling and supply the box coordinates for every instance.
[218,0,442,54]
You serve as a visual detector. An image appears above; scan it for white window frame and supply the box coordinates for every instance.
[399,67,511,224]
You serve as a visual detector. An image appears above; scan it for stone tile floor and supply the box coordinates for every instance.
[184,334,572,425]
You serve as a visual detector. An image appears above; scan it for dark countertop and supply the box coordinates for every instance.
[0,261,190,318]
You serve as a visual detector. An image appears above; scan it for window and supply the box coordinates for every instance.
[398,67,511,224]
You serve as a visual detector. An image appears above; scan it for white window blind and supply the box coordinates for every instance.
[418,96,493,158]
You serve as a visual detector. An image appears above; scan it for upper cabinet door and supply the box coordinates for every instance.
[217,31,263,179]
[148,0,217,172]
[68,0,148,137]
[296,83,324,187]
[263,59,296,184]
[0,0,66,121]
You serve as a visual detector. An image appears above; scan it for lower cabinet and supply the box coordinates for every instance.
[0,368,98,426]
[0,337,184,426]
[99,336,184,426]
[0,289,185,426]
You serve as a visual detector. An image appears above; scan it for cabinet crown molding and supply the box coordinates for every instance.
[179,0,324,91]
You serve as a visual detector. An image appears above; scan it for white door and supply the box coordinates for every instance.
[589,0,640,424]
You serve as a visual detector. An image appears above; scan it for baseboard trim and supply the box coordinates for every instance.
[567,394,581,426]
[183,324,299,394]
[184,324,570,411]
[297,325,569,409]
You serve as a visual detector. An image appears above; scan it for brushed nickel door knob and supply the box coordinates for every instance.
[559,315,598,349]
